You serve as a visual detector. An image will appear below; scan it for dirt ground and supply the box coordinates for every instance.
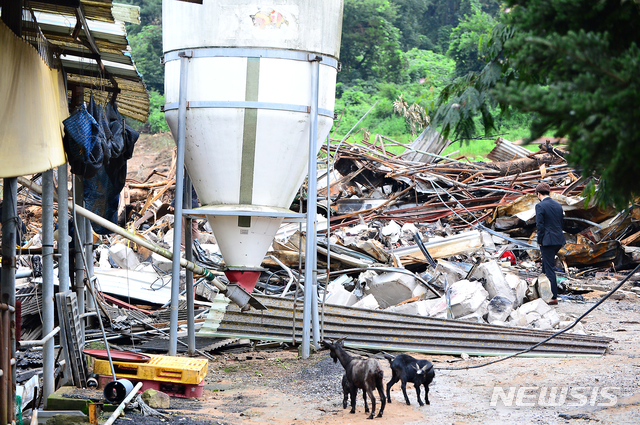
[113,292,638,425]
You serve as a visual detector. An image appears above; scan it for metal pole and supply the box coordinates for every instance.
[1,177,17,425]
[42,170,55,405]
[57,164,70,292]
[321,136,331,341]
[184,174,195,355]
[85,211,95,329]
[73,176,85,340]
[169,52,190,356]
[302,57,321,358]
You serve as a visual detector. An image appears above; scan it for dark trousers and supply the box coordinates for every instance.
[540,245,562,298]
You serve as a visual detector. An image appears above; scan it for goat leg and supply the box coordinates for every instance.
[363,389,369,413]
[415,384,424,406]
[386,375,399,403]
[350,387,358,414]
[401,380,411,405]
[424,384,430,405]
[376,380,386,418]
[366,390,376,420]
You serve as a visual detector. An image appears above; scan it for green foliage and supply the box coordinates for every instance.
[431,21,515,142]
[147,90,169,133]
[447,6,496,76]
[128,24,163,93]
[333,51,455,140]
[339,0,405,84]
[433,0,640,208]
[495,0,640,208]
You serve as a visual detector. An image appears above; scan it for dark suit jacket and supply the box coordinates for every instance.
[535,197,566,247]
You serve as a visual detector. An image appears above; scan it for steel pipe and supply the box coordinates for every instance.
[302,56,321,359]
[58,164,70,292]
[42,169,56,405]
[169,52,190,356]
[19,326,60,347]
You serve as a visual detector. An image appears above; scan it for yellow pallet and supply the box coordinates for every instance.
[92,355,208,385]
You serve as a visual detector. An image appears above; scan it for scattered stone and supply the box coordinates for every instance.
[141,389,170,409]
[536,274,553,301]
[109,243,140,270]
[471,261,516,303]
[324,279,357,307]
[352,294,379,310]
[429,280,489,319]
[486,296,514,324]
[364,272,419,309]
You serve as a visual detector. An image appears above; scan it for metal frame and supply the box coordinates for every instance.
[163,47,339,69]
[168,49,323,358]
[164,101,334,119]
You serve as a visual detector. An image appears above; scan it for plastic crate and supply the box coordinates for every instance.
[92,355,207,385]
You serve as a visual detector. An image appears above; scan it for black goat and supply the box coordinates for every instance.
[384,353,435,406]
[323,339,386,419]
[342,373,367,410]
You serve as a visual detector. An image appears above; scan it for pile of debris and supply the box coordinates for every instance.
[12,131,640,347]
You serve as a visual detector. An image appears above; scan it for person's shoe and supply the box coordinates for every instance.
[548,298,558,305]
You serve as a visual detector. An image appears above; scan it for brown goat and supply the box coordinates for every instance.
[322,339,386,419]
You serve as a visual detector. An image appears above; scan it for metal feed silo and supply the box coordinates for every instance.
[163,1,343,292]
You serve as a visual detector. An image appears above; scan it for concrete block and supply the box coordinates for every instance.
[481,231,496,250]
[505,273,527,308]
[534,318,553,330]
[509,309,528,327]
[542,308,561,328]
[428,280,489,319]
[401,223,419,241]
[386,298,441,317]
[486,296,514,324]
[352,294,380,310]
[536,274,553,301]
[324,280,357,307]
[525,311,542,324]
[141,389,170,409]
[435,260,468,285]
[472,261,516,303]
[109,243,140,270]
[151,252,173,273]
[518,298,553,317]
[457,311,487,324]
[364,272,419,309]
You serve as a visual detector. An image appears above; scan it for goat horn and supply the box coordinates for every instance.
[336,336,348,343]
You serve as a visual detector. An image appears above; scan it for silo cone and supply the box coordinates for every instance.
[163,1,343,292]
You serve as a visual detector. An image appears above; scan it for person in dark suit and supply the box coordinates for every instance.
[535,182,566,305]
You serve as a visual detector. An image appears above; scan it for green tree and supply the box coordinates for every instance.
[447,5,496,76]
[147,90,169,133]
[339,0,405,84]
[433,0,640,207]
[128,24,164,94]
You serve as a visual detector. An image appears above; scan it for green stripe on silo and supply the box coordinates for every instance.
[239,58,260,228]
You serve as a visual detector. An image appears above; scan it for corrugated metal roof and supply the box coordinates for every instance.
[487,137,532,162]
[199,295,612,358]
[22,0,149,122]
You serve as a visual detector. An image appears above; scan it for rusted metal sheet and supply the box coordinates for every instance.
[487,137,531,162]
[402,127,451,163]
[560,241,623,267]
[199,295,612,357]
